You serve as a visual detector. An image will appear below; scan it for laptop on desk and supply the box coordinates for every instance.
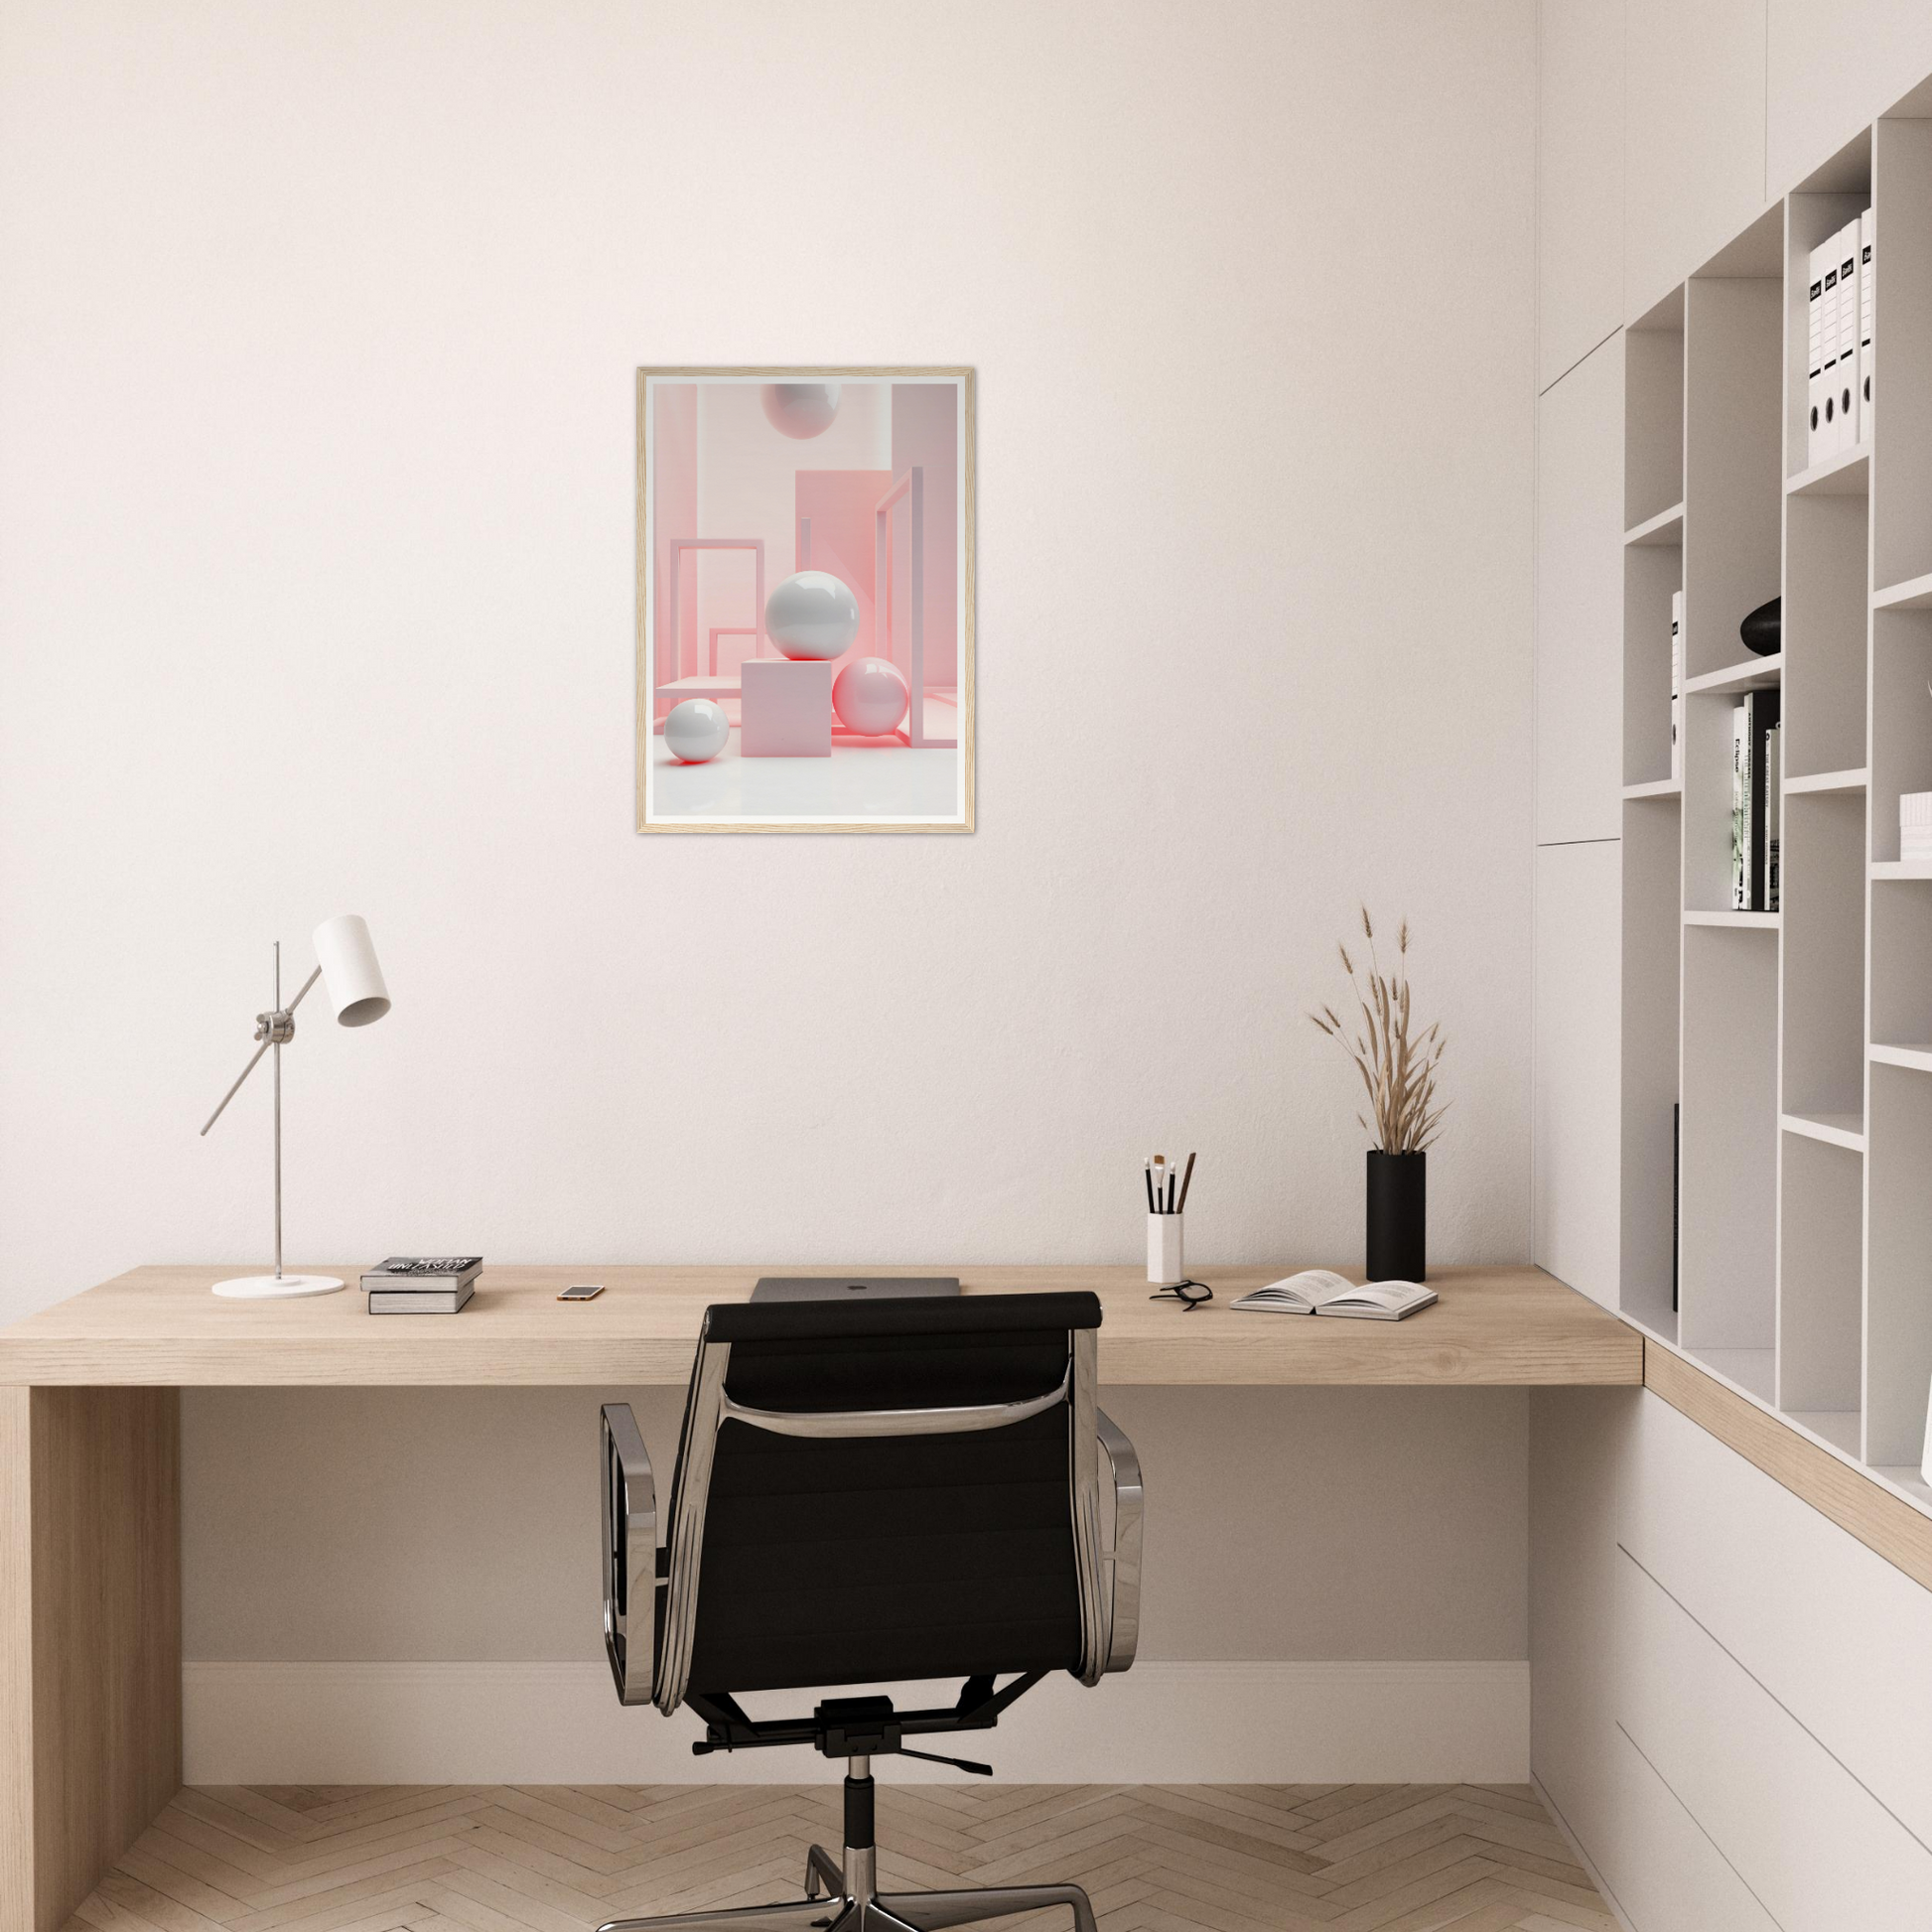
[751,1276,961,1303]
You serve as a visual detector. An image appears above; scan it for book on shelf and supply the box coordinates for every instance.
[1730,703,1749,907]
[1901,791,1932,862]
[1837,218,1861,455]
[360,1256,483,1291]
[1229,1271,1437,1320]
[1807,239,1828,466]
[368,1281,475,1315]
[1729,692,1781,911]
[1670,591,1683,781]
[1748,690,1780,910]
[1861,207,1874,443]
[1765,720,1781,911]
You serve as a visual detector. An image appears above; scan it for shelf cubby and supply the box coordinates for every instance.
[1777,1132,1863,1427]
[1784,494,1868,777]
[1872,115,1932,594]
[1867,1062,1932,1466]
[1622,538,1681,788]
[1869,607,1932,861]
[1625,288,1684,533]
[1683,242,1782,684]
[1786,173,1870,484]
[1619,793,1683,1341]
[1869,873,1932,1051]
[1781,791,1865,1119]
[1678,925,1779,1362]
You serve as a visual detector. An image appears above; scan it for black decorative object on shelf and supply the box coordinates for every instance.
[1366,1151,1427,1283]
[1740,595,1781,657]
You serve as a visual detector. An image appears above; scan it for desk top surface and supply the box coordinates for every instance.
[0,1263,1640,1387]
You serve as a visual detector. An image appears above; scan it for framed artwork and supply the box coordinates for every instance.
[635,366,975,834]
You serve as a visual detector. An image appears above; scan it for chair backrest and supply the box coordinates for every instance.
[652,1291,1108,1713]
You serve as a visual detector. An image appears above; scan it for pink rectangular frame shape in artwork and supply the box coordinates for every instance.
[740,659,831,757]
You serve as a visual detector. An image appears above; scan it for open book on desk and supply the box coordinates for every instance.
[1230,1270,1437,1320]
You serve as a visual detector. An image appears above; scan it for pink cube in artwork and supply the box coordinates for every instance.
[740,658,832,757]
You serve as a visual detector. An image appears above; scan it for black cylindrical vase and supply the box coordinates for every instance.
[1366,1150,1426,1282]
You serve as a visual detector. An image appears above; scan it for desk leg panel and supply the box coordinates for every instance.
[0,1387,182,1932]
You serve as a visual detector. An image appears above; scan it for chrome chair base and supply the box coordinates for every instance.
[596,1844,1098,1932]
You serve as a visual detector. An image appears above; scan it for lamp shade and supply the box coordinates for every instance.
[312,914,390,1028]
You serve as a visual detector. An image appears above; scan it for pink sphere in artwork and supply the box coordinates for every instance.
[832,657,909,737]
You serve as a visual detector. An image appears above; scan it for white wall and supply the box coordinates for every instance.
[0,0,1537,1313]
[0,0,1540,1769]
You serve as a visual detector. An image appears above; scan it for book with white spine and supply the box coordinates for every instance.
[1860,207,1874,444]
[1807,240,1828,467]
[1670,590,1683,781]
[1836,219,1861,456]
[1731,703,1749,909]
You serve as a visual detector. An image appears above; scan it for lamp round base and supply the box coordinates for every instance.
[210,1274,345,1300]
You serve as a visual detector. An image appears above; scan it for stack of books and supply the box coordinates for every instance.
[361,1256,483,1313]
[1902,792,1932,864]
[1807,209,1873,465]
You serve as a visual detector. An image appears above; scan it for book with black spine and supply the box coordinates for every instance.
[1745,688,1781,909]
[1765,720,1782,911]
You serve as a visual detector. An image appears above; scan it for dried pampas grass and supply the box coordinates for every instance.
[1310,907,1449,1154]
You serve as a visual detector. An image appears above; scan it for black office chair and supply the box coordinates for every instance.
[597,1291,1143,1932]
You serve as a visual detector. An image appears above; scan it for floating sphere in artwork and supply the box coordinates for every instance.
[663,698,730,763]
[765,570,861,660]
[832,656,909,737]
[760,382,841,439]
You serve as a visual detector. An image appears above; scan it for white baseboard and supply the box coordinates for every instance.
[183,1660,1528,1786]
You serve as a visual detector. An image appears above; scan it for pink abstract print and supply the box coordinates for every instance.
[638,370,971,833]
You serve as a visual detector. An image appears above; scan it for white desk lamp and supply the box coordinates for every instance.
[200,914,391,1299]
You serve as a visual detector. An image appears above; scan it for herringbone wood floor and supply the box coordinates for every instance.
[65,1784,1617,1932]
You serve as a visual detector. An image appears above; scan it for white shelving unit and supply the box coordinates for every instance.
[1619,104,1932,1514]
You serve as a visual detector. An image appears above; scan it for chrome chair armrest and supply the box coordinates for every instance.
[1094,1407,1143,1673]
[601,1403,658,1707]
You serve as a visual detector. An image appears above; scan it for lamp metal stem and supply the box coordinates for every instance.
[273,942,283,1281]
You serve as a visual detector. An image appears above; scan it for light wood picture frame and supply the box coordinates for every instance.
[635,367,975,834]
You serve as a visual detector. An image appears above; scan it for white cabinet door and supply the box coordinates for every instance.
[1534,840,1621,1307]
[1768,0,1932,194]
[1538,0,1624,390]
[1537,336,1624,844]
[1622,1390,1932,1852]
[1625,0,1769,318]
[1617,1547,1932,1930]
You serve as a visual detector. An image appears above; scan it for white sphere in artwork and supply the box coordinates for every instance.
[765,571,861,660]
[832,657,909,737]
[663,698,730,763]
[760,383,841,439]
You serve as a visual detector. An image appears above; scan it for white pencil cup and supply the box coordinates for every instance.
[1148,1213,1185,1286]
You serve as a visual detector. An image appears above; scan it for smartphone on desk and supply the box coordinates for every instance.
[558,1283,605,1301]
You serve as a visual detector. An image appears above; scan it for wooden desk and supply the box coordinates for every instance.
[0,1261,1637,1388]
[0,1263,1635,1932]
